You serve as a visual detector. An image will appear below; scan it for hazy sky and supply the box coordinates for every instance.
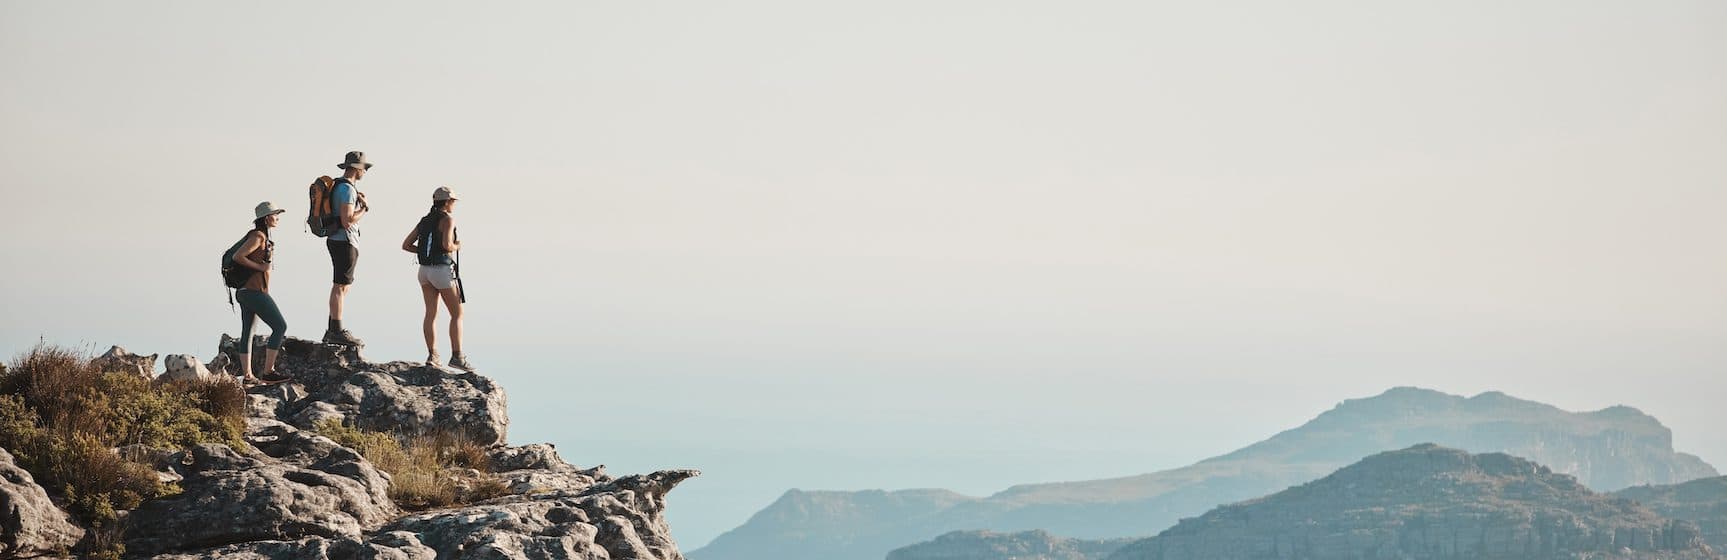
[3,0,1724,548]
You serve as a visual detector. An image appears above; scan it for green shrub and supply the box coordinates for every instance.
[0,343,246,528]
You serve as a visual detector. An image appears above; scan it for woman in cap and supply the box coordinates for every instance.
[402,186,472,371]
[232,202,293,385]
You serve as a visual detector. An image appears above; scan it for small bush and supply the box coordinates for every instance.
[314,420,504,510]
[0,343,245,528]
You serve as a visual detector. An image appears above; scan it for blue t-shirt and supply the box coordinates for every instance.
[329,180,359,242]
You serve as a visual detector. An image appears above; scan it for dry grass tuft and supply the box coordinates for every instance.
[315,421,506,510]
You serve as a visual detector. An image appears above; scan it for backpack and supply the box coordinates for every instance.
[306,176,345,237]
[220,230,269,307]
[220,233,254,289]
[413,210,454,265]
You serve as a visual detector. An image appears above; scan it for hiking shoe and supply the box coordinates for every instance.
[323,328,363,346]
[426,352,442,368]
[448,352,474,372]
[258,372,294,385]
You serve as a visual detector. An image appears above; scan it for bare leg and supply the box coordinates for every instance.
[421,282,439,354]
[329,284,349,321]
[261,348,279,377]
[440,287,464,354]
[238,352,253,379]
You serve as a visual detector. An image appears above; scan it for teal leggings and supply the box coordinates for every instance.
[236,289,287,351]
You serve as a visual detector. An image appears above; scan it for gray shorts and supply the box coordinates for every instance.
[418,264,455,290]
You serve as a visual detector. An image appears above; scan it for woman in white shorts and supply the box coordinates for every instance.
[401,186,472,371]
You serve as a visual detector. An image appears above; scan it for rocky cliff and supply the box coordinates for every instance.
[0,336,698,559]
[886,530,1131,560]
[692,387,1717,560]
[1107,444,1717,560]
[1617,476,1727,552]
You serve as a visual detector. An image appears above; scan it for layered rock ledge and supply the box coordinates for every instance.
[2,336,697,560]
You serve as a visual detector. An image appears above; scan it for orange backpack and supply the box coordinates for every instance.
[306,176,339,237]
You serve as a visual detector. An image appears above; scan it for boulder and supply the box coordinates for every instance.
[161,354,214,382]
[289,361,508,446]
[125,432,397,555]
[206,352,232,376]
[490,443,576,473]
[487,444,612,494]
[145,533,436,560]
[378,469,700,560]
[0,447,84,557]
[91,345,156,377]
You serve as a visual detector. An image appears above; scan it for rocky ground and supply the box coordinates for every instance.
[0,336,698,559]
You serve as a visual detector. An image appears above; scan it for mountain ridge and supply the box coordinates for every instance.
[692,387,1717,560]
[1106,444,1718,560]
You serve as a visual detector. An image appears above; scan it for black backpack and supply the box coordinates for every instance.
[220,230,270,305]
[414,210,454,265]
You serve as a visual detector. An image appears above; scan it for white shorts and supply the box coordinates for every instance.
[418,264,455,290]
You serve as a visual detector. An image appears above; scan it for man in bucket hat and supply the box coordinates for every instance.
[324,150,371,345]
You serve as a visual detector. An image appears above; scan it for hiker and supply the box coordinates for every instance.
[230,202,292,385]
[402,186,472,371]
[325,151,371,346]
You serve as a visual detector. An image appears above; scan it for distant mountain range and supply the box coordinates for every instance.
[690,387,1718,560]
[895,446,1720,560]
[1108,444,1716,560]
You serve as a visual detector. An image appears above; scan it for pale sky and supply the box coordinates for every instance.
[2,0,1724,548]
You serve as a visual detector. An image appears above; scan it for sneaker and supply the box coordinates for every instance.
[426,352,442,368]
[448,352,474,372]
[258,372,294,385]
[323,328,364,346]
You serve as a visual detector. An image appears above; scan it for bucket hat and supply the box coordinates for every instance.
[338,151,374,170]
[254,201,287,220]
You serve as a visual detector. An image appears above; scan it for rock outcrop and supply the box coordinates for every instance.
[221,335,510,446]
[92,345,157,377]
[1107,445,1716,560]
[0,447,84,557]
[160,354,214,382]
[693,387,1718,560]
[98,335,697,559]
[1617,476,1727,552]
[888,530,1132,560]
[124,422,399,555]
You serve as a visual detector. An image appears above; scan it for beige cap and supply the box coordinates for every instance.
[254,201,287,220]
[433,186,459,201]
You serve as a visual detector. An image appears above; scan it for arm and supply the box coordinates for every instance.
[402,226,420,253]
[440,215,460,253]
[336,184,366,229]
[232,232,269,272]
[338,202,365,228]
